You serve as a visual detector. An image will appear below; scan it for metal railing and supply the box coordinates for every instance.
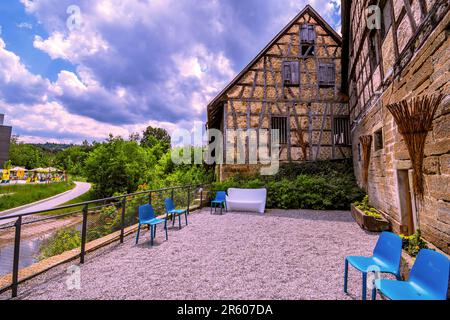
[0,183,210,299]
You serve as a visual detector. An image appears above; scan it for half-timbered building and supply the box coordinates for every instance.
[207,5,350,180]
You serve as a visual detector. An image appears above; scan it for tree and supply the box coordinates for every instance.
[141,126,171,152]
[84,136,156,197]
[8,138,49,169]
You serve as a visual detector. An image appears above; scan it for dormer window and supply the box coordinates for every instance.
[300,24,316,57]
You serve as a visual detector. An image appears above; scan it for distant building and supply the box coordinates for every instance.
[0,114,12,167]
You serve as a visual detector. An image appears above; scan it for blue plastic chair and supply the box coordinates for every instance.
[211,191,227,215]
[344,231,402,300]
[135,204,167,246]
[373,249,449,300]
[165,198,188,229]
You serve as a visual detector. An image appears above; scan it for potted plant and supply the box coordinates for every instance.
[351,196,390,232]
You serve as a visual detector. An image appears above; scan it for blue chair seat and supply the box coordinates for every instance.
[168,209,186,215]
[346,256,399,274]
[373,249,449,300]
[140,218,166,226]
[374,279,435,300]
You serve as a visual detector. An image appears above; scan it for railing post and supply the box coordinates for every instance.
[187,186,190,214]
[148,191,152,205]
[11,216,22,298]
[120,198,126,243]
[80,204,88,264]
[171,188,175,200]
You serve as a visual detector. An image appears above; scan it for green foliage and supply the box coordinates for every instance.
[38,227,81,260]
[141,126,171,152]
[9,140,50,169]
[354,195,382,219]
[401,230,429,257]
[0,182,75,211]
[84,135,156,198]
[212,161,364,210]
[55,145,92,176]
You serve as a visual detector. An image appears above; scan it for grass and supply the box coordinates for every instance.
[0,182,76,212]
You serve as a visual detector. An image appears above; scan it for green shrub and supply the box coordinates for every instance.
[401,230,428,257]
[38,227,81,260]
[354,195,382,219]
[212,161,365,210]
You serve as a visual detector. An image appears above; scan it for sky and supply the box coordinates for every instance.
[0,0,341,144]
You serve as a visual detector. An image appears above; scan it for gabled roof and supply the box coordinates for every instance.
[207,5,342,118]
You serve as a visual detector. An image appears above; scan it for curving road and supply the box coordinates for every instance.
[0,181,92,225]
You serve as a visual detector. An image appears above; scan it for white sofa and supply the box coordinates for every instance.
[226,188,267,214]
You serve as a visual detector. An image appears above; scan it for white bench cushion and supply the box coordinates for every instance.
[226,188,267,213]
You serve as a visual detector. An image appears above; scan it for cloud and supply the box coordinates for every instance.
[4,0,341,143]
[0,38,51,104]
[16,22,33,29]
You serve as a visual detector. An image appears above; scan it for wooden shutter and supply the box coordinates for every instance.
[290,61,299,85]
[282,62,291,84]
[300,24,308,43]
[318,63,335,87]
[308,25,316,43]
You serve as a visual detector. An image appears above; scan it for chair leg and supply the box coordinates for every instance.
[150,225,154,246]
[135,224,141,245]
[371,288,377,301]
[362,272,367,301]
[179,214,181,229]
[185,212,188,226]
[344,258,348,293]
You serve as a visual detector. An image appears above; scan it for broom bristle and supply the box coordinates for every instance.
[387,94,443,200]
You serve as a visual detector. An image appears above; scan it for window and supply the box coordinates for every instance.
[368,31,380,73]
[300,24,316,57]
[333,117,350,145]
[374,129,383,151]
[381,0,392,39]
[300,24,316,44]
[271,117,288,144]
[282,61,299,86]
[357,143,362,161]
[318,63,336,87]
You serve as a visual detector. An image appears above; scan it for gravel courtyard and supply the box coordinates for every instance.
[16,209,379,300]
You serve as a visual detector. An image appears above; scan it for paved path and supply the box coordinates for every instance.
[15,209,381,300]
[0,182,91,225]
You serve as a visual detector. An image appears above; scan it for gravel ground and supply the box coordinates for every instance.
[13,209,380,300]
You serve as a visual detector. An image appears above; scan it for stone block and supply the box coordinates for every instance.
[424,156,440,175]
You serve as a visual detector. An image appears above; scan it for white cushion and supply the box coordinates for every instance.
[226,188,267,213]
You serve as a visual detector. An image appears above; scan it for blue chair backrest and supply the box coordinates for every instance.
[215,191,226,202]
[409,249,449,299]
[165,198,175,212]
[139,204,156,221]
[373,231,402,269]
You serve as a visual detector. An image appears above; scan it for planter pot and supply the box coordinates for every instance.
[351,204,391,232]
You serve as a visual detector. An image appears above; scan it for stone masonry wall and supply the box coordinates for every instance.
[352,10,450,254]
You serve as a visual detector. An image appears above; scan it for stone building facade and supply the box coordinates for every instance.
[207,6,351,181]
[0,114,12,167]
[341,0,449,253]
